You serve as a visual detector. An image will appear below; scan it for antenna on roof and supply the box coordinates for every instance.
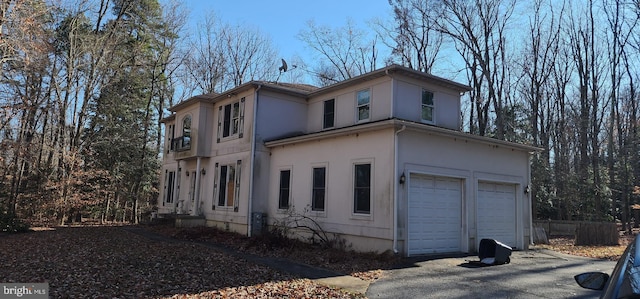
[276,58,297,83]
[279,59,288,73]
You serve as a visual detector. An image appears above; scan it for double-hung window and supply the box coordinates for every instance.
[356,89,370,122]
[354,163,371,214]
[217,98,245,142]
[421,89,434,123]
[323,99,335,129]
[311,167,326,211]
[278,169,291,209]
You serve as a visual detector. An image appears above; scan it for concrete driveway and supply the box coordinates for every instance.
[367,249,616,299]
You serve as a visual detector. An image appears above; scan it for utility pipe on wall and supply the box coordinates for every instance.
[393,124,407,254]
[247,84,262,237]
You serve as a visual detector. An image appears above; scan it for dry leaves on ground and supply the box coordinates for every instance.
[143,224,398,282]
[0,226,364,298]
[535,235,633,261]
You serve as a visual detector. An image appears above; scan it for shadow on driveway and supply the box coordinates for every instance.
[367,249,616,299]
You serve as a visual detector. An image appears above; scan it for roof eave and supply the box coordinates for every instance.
[265,118,543,153]
[308,64,472,97]
[159,114,175,123]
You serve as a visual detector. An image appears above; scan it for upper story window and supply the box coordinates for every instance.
[183,116,191,143]
[421,89,434,123]
[356,89,370,122]
[167,124,175,152]
[217,98,245,142]
[172,116,191,151]
[323,99,335,129]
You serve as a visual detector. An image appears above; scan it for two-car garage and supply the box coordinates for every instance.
[406,173,518,256]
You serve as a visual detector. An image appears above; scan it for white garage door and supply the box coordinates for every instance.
[477,182,517,248]
[408,174,462,255]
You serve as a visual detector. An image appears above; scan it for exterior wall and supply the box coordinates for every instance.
[251,146,271,216]
[396,129,532,255]
[267,128,396,253]
[158,117,177,213]
[161,120,176,159]
[171,101,214,160]
[393,77,461,130]
[200,151,249,230]
[176,159,199,214]
[199,89,256,230]
[156,69,532,257]
[196,105,215,156]
[306,77,392,132]
[256,90,308,140]
[157,161,179,214]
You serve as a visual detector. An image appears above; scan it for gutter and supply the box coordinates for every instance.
[247,84,262,237]
[266,119,543,154]
[393,124,406,254]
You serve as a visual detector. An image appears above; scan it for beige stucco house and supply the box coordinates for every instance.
[157,64,540,256]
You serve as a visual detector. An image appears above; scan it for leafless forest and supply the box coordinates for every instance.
[1,0,639,231]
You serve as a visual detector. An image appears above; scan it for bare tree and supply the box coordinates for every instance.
[436,0,516,139]
[181,15,226,95]
[298,19,378,85]
[564,0,609,220]
[220,23,279,88]
[603,0,639,229]
[181,14,279,95]
[376,0,443,73]
[0,0,52,217]
[518,0,564,219]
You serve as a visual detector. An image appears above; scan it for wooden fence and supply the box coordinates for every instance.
[533,220,619,246]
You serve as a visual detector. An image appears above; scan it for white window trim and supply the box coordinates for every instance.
[213,161,241,212]
[217,98,245,143]
[182,115,192,136]
[277,166,293,212]
[421,89,435,124]
[323,99,335,130]
[178,115,192,151]
[356,89,371,123]
[310,162,329,217]
[351,158,374,219]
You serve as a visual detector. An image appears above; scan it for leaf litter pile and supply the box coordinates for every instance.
[143,224,397,282]
[0,226,369,298]
[535,235,633,261]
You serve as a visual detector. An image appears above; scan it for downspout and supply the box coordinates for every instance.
[386,68,393,116]
[393,124,406,254]
[528,152,534,247]
[247,84,262,237]
[192,157,202,216]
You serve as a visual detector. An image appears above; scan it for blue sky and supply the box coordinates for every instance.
[184,0,392,62]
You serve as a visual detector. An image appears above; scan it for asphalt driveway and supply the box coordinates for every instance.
[367,249,616,299]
